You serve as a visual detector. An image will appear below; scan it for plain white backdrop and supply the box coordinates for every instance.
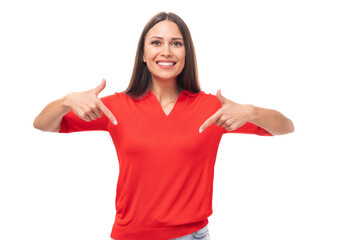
[1,0,359,239]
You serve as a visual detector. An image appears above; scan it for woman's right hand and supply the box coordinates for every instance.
[64,78,118,125]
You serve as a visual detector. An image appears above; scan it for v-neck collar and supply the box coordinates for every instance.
[145,89,202,118]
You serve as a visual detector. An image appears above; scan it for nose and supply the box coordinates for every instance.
[161,43,172,57]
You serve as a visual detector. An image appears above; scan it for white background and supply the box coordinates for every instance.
[1,0,359,239]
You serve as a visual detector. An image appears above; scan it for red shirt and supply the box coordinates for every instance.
[59,89,272,240]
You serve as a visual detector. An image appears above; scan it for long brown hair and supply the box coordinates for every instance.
[123,12,201,99]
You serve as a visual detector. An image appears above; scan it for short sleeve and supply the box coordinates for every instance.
[223,122,273,136]
[208,93,272,136]
[59,94,115,133]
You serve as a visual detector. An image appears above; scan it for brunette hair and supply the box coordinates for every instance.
[123,12,201,98]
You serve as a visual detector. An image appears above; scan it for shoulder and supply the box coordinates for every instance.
[98,91,130,107]
[191,91,222,112]
[200,91,222,107]
[101,91,131,100]
[99,92,121,101]
[184,90,217,99]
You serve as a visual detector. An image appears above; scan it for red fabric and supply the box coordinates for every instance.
[59,90,272,239]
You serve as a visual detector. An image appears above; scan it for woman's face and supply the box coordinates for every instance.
[143,20,186,83]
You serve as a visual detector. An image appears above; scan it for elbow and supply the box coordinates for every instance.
[33,118,46,132]
[33,116,49,132]
[288,118,295,134]
[33,117,40,130]
[271,118,294,136]
[282,118,295,135]
[34,121,61,133]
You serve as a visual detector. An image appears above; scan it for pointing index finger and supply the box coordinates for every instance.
[97,100,117,125]
[199,111,220,133]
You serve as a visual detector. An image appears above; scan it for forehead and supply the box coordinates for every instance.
[145,20,183,40]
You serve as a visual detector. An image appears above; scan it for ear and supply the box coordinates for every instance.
[143,55,146,63]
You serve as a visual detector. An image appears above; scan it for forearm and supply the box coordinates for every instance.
[248,105,294,136]
[33,95,71,132]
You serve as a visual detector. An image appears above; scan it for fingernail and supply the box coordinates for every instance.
[113,120,117,125]
[199,128,203,133]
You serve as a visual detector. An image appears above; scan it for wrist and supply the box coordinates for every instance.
[247,104,257,123]
[61,93,73,111]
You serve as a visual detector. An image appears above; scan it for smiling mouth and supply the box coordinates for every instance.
[156,62,176,66]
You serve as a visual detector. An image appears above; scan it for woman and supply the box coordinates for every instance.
[33,12,294,240]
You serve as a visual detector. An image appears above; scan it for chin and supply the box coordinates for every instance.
[151,73,179,81]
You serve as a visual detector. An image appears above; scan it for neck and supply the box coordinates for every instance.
[148,78,184,104]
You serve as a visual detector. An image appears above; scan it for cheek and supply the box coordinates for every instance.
[179,52,186,68]
[179,49,186,61]
[175,49,186,65]
[143,47,154,62]
[146,47,158,57]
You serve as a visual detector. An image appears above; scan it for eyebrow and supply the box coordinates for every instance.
[149,36,184,41]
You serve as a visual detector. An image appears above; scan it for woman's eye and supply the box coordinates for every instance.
[151,41,160,45]
[150,41,183,46]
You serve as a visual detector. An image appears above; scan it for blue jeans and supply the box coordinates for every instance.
[110,224,211,240]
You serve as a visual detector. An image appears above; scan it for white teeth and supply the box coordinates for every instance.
[157,62,175,66]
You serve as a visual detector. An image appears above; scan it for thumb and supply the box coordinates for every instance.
[93,78,106,96]
[216,89,228,105]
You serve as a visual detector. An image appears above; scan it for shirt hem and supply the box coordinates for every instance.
[110,218,208,240]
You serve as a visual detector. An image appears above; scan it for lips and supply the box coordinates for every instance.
[156,60,176,66]
[157,62,175,66]
[155,60,177,70]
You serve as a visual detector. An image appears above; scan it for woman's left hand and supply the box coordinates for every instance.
[199,89,254,133]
